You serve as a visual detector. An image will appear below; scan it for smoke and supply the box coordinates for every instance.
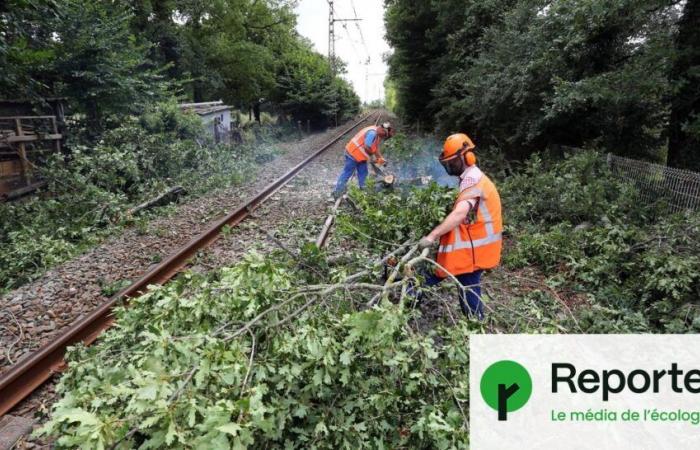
[391,136,458,188]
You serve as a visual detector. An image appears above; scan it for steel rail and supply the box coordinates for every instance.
[0,111,381,416]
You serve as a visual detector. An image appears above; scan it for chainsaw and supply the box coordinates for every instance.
[370,161,397,187]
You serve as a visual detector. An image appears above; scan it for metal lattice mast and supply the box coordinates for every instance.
[327,0,361,75]
[328,0,335,71]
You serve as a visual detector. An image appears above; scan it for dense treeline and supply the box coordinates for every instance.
[0,0,360,129]
[0,0,362,290]
[384,0,700,169]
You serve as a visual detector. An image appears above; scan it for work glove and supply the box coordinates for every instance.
[375,157,386,166]
[419,236,436,249]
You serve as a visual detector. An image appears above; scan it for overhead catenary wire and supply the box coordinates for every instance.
[341,22,364,64]
[326,0,362,73]
[350,0,371,62]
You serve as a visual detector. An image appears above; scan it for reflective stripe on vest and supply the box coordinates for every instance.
[436,175,503,276]
[438,231,502,253]
[437,199,501,253]
[455,187,496,237]
[346,126,378,162]
[349,134,370,160]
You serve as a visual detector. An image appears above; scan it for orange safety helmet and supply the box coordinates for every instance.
[440,133,476,175]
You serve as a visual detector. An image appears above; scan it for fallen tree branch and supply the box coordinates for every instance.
[128,186,186,216]
[384,245,421,288]
[262,230,326,280]
[315,195,344,248]
[0,311,24,365]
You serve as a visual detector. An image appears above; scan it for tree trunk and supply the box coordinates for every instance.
[128,186,186,216]
[193,81,204,103]
[668,0,700,171]
[86,99,102,138]
[253,102,261,123]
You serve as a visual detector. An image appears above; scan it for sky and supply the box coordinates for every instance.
[294,0,389,104]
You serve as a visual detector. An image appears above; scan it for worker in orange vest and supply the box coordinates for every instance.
[418,133,503,319]
[333,122,393,197]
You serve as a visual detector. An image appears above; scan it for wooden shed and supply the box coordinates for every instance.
[0,99,65,200]
[178,101,232,143]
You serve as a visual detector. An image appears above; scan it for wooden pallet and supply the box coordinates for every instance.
[0,116,62,197]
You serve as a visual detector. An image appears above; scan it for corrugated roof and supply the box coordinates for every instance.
[178,101,231,116]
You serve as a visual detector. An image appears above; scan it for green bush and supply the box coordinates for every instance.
[39,254,470,449]
[0,102,288,290]
[337,181,454,249]
[502,151,700,331]
[501,151,649,228]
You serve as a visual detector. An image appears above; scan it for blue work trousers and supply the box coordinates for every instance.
[334,154,368,194]
[424,270,484,319]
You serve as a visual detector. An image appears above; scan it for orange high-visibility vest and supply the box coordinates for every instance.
[436,174,503,278]
[346,126,381,162]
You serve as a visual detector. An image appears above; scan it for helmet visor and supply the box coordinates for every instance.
[439,152,465,176]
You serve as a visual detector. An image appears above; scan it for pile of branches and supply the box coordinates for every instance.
[44,151,693,447]
[40,246,478,449]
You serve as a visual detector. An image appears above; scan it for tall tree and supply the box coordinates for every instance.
[385,0,682,160]
[429,0,517,140]
[0,0,59,100]
[1,0,168,132]
[667,0,700,171]
[272,40,360,127]
[384,0,446,129]
[129,0,182,79]
[2,0,360,133]
[51,0,168,132]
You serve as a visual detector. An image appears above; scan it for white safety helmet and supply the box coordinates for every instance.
[381,122,394,136]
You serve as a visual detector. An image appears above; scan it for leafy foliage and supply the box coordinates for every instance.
[1,0,363,291]
[384,0,696,165]
[341,147,699,334]
[40,254,471,449]
[0,0,359,131]
[501,151,647,227]
[0,103,283,290]
[667,0,700,171]
[38,149,700,447]
[501,151,700,331]
[1,0,169,132]
[51,0,170,132]
[272,41,360,128]
[338,181,454,249]
[0,0,59,100]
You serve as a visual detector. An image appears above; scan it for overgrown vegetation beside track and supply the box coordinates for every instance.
[1,0,364,292]
[39,142,700,447]
[0,104,293,292]
[502,151,700,332]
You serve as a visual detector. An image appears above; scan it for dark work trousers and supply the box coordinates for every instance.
[421,270,485,319]
[334,154,368,194]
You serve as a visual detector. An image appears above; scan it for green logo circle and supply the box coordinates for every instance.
[480,360,532,416]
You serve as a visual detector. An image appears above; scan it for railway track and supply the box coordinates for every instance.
[0,111,381,423]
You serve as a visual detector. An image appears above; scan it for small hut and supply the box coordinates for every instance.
[0,98,65,200]
[178,101,232,143]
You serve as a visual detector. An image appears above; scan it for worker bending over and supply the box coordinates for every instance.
[419,133,503,319]
[333,122,393,197]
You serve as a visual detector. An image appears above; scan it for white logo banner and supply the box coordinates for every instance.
[470,334,700,449]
